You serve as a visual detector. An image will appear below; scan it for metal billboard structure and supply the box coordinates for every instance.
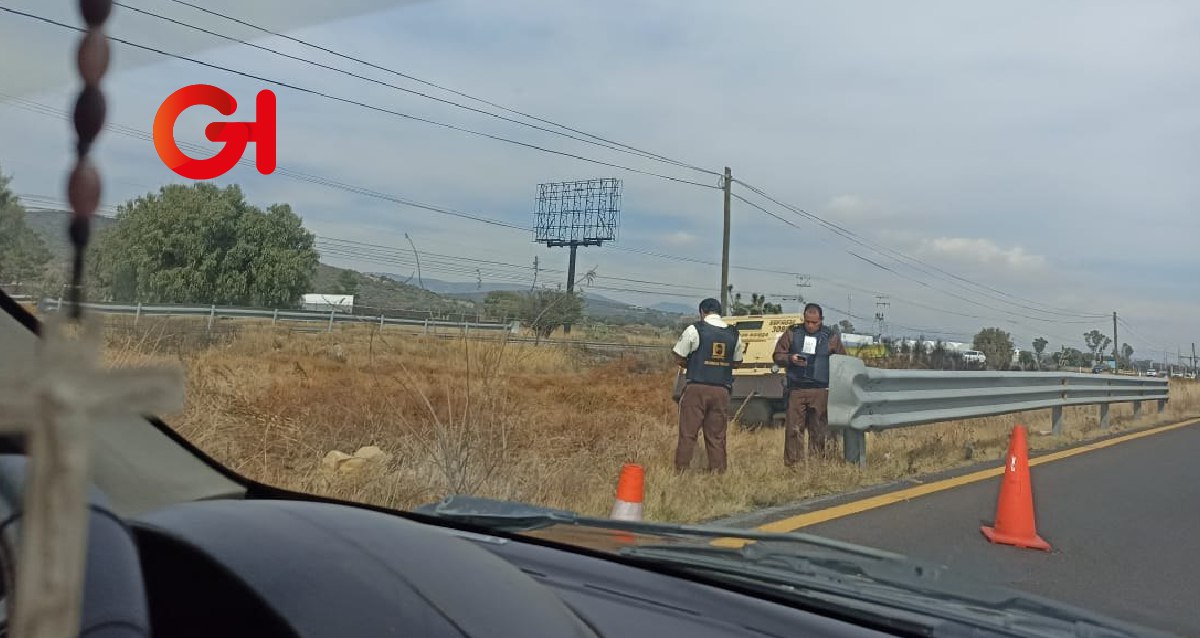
[533,178,621,294]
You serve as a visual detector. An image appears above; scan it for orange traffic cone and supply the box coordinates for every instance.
[610,463,644,522]
[981,425,1051,551]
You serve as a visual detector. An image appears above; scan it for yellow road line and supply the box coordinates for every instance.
[713,417,1200,548]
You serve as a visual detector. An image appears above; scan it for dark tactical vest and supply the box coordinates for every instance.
[685,321,740,388]
[787,325,833,389]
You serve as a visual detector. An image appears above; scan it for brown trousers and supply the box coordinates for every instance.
[675,383,729,472]
[785,387,830,465]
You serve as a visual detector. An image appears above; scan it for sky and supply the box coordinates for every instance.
[1,0,1196,363]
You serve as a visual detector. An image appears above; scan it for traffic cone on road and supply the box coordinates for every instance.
[610,463,644,522]
[981,425,1051,551]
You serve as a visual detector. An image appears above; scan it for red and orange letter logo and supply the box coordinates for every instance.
[152,84,276,180]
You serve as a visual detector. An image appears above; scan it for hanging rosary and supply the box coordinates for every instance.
[0,3,185,637]
[66,0,111,320]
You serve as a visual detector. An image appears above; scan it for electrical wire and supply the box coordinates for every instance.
[155,0,721,178]
[733,178,1111,319]
[0,5,718,189]
[113,0,721,176]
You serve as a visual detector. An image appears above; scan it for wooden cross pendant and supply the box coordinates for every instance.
[0,312,184,638]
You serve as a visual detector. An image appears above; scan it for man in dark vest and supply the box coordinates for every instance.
[672,298,743,472]
[772,303,846,465]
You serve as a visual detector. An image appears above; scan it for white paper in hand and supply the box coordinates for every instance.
[802,336,817,355]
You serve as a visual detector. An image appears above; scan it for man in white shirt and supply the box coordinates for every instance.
[671,298,743,472]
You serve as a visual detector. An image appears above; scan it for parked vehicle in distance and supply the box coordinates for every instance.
[962,350,987,365]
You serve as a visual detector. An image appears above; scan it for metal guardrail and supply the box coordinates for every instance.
[34,299,670,351]
[828,355,1171,465]
[37,299,512,333]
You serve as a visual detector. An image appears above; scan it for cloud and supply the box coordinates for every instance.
[662,231,698,247]
[919,237,1046,271]
[2,0,1197,354]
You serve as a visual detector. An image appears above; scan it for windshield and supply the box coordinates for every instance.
[2,2,1197,636]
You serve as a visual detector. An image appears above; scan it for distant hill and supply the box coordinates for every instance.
[392,277,530,295]
[384,275,687,326]
[310,265,470,316]
[23,209,118,263]
[651,301,694,315]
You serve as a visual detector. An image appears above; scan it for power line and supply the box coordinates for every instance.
[6,90,847,288]
[732,178,1110,319]
[0,92,1110,346]
[316,243,715,300]
[316,236,720,294]
[113,0,721,177]
[155,0,719,178]
[730,191,1102,327]
[0,6,718,190]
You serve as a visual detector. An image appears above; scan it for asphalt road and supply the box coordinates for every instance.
[772,422,1200,636]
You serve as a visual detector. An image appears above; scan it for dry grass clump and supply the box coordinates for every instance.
[100,316,1200,524]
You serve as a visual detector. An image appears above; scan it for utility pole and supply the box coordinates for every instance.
[1192,342,1197,375]
[1112,311,1118,369]
[792,275,812,312]
[720,166,732,312]
[405,233,424,290]
[874,295,890,339]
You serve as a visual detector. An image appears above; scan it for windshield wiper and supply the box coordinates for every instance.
[414,497,1176,637]
[413,495,905,558]
[618,544,1175,638]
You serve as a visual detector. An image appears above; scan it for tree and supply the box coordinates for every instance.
[0,167,52,287]
[482,290,524,321]
[1053,347,1088,368]
[336,269,359,296]
[1121,343,1134,368]
[973,327,1014,371]
[837,319,856,334]
[1083,330,1112,362]
[1018,351,1036,371]
[1032,337,1049,370]
[91,183,319,307]
[523,289,583,343]
[729,290,782,315]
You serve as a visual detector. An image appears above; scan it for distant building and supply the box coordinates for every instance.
[302,293,354,313]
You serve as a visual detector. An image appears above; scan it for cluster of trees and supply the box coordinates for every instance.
[1,167,324,308]
[971,327,1137,372]
[728,291,782,316]
[89,183,320,308]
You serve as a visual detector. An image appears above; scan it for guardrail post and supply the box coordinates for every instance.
[1051,406,1064,436]
[272,308,278,325]
[328,308,335,333]
[424,319,429,334]
[1157,399,1167,414]
[207,304,216,332]
[379,313,385,328]
[134,301,142,325]
[1133,401,1142,419]
[842,429,867,466]
[1099,404,1110,429]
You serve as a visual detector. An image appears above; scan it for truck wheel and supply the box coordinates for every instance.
[734,398,773,428]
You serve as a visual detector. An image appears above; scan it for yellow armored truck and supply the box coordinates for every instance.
[671,313,886,426]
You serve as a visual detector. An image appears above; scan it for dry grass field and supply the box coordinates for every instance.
[101,315,1200,524]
